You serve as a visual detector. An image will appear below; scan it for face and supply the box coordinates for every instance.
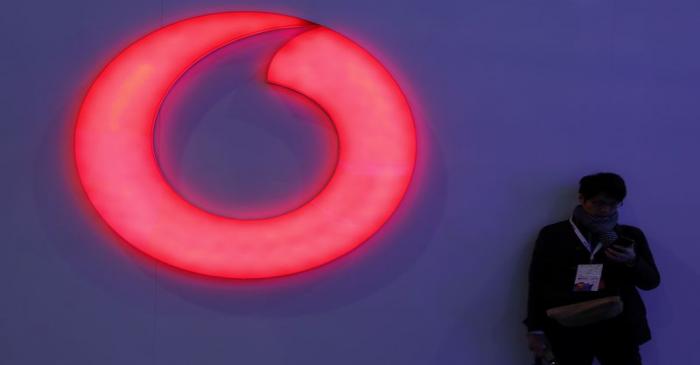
[579,193,622,217]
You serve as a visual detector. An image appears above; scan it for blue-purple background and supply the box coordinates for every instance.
[2,1,698,364]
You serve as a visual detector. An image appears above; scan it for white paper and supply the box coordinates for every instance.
[573,264,603,292]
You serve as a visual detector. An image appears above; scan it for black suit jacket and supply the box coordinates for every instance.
[523,220,661,345]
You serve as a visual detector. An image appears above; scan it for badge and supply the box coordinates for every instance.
[573,264,603,292]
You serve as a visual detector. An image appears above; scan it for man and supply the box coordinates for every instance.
[524,173,660,364]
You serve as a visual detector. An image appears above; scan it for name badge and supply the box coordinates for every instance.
[573,264,603,292]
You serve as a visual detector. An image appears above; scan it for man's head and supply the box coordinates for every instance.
[578,172,627,217]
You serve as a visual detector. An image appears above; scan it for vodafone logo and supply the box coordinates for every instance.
[74,12,416,279]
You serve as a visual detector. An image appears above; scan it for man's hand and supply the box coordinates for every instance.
[527,332,548,358]
[605,243,637,266]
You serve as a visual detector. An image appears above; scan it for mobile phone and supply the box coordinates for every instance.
[615,236,635,247]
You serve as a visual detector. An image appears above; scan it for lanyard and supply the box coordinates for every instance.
[569,217,603,262]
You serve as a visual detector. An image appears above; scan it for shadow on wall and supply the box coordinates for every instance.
[153,28,336,220]
[636,235,699,364]
[424,178,572,363]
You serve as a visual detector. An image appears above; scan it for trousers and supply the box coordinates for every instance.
[546,317,643,365]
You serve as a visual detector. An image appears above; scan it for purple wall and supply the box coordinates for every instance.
[2,0,698,364]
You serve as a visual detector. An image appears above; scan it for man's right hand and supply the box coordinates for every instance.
[527,332,548,358]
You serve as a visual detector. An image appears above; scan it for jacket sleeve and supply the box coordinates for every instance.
[523,228,554,332]
[624,228,661,291]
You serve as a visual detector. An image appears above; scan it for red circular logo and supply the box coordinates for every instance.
[75,12,416,278]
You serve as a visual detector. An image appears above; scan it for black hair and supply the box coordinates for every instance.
[578,172,627,202]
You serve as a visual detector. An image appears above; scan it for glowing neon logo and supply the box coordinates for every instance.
[74,12,416,278]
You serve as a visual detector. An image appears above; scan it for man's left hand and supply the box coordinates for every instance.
[605,243,637,266]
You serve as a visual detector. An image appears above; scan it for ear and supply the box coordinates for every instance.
[578,193,585,204]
